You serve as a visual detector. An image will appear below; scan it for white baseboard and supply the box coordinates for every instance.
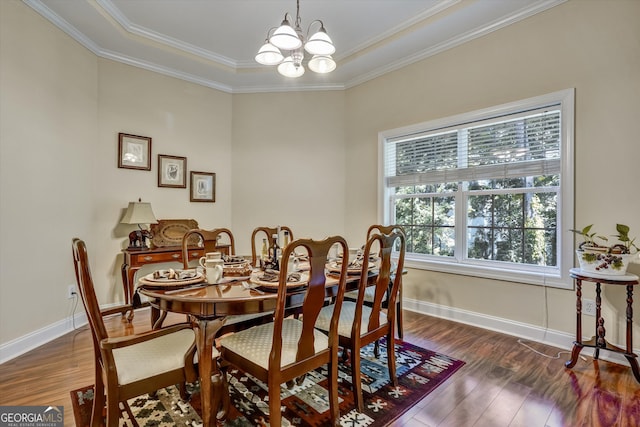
[403,297,639,367]
[0,311,88,365]
[2,299,637,369]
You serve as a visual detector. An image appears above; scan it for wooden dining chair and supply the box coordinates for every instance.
[345,224,406,339]
[181,228,273,335]
[219,236,350,427]
[182,227,235,260]
[367,224,406,339]
[250,225,294,267]
[314,229,406,412]
[72,238,203,427]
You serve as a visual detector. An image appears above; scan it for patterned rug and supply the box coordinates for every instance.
[71,339,464,427]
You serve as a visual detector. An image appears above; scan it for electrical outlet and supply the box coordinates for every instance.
[582,298,596,316]
[67,284,77,299]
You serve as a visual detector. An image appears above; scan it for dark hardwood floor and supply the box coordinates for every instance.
[0,309,638,426]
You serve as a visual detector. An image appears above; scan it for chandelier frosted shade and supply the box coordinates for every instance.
[270,20,302,50]
[305,29,335,55]
[308,55,336,73]
[255,42,284,65]
[278,57,305,78]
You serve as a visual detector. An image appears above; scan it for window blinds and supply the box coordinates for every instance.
[385,106,561,187]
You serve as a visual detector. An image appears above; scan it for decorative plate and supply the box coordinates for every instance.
[150,219,199,247]
[139,269,204,289]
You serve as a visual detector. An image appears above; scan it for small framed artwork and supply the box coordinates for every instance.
[118,133,152,170]
[158,154,187,188]
[190,171,216,202]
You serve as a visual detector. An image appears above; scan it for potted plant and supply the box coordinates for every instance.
[571,224,639,275]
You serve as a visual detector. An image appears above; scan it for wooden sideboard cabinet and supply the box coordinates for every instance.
[121,244,230,305]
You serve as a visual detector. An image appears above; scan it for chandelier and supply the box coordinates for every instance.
[255,0,336,78]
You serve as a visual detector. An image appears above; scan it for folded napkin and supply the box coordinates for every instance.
[223,255,247,264]
[152,268,198,280]
[258,270,278,282]
[258,271,302,283]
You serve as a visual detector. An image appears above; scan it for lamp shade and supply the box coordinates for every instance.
[120,202,158,225]
[277,57,305,78]
[270,21,302,50]
[308,54,336,73]
[255,42,284,65]
[305,30,335,55]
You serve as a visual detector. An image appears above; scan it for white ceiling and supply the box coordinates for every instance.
[25,0,565,93]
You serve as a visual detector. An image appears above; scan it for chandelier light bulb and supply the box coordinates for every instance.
[255,42,284,65]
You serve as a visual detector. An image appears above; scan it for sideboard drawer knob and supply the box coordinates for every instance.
[172,254,180,259]
[144,256,153,261]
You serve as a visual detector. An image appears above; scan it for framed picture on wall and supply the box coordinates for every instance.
[158,154,187,188]
[190,171,215,202]
[118,133,152,170]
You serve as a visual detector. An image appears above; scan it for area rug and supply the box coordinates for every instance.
[71,339,464,427]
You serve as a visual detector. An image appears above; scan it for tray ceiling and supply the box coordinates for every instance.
[25,0,566,93]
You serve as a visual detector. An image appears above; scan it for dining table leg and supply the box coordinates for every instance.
[193,317,225,427]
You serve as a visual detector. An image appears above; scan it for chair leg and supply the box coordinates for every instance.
[397,284,404,339]
[105,395,120,427]
[396,302,403,340]
[328,357,341,426]
[178,381,188,400]
[217,365,230,423]
[90,383,105,427]
[268,384,282,427]
[387,333,398,387]
[351,344,364,413]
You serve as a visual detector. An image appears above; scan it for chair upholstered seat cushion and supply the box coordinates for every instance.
[219,318,329,369]
[112,329,204,385]
[315,301,387,338]
[344,287,385,303]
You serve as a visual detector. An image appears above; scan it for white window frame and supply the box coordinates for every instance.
[378,89,575,289]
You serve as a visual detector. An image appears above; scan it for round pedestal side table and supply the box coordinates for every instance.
[565,267,639,383]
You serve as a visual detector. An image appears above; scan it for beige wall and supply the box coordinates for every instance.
[93,60,233,302]
[0,0,97,343]
[345,0,640,344]
[1,0,639,359]
[0,0,234,347]
[231,91,347,256]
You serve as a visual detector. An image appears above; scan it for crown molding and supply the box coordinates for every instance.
[23,0,567,94]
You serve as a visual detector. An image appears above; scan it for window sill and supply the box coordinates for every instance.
[403,256,573,290]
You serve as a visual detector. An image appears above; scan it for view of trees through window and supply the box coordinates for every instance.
[388,109,561,269]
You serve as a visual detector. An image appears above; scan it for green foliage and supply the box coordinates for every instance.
[613,223,639,253]
[571,223,638,254]
[569,224,608,247]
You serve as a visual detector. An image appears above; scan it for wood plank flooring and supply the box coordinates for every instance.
[0,309,638,426]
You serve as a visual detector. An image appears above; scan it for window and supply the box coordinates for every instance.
[379,89,575,288]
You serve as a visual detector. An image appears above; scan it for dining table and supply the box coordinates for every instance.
[139,265,376,427]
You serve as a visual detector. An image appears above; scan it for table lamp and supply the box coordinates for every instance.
[121,199,158,249]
